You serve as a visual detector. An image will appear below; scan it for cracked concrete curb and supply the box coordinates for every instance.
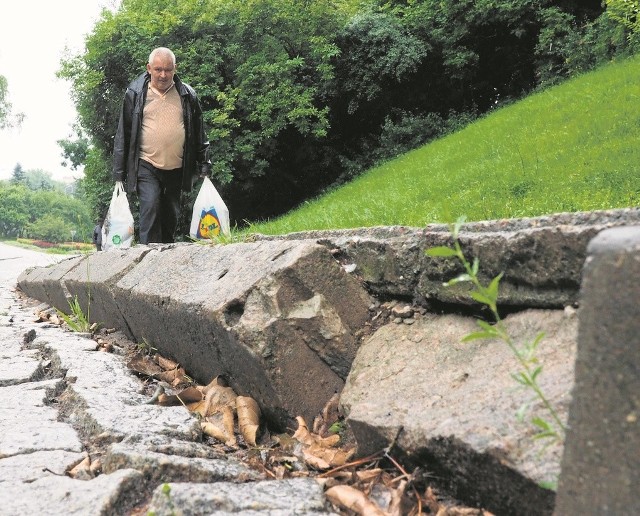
[0,243,338,515]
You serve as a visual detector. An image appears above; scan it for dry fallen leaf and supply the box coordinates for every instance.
[202,420,229,442]
[292,416,355,470]
[424,487,492,516]
[325,484,386,516]
[387,479,407,516]
[356,469,384,483]
[304,443,355,470]
[157,386,204,406]
[293,416,340,448]
[68,456,93,480]
[127,354,163,377]
[156,355,179,371]
[202,406,237,447]
[236,396,261,446]
[156,367,186,384]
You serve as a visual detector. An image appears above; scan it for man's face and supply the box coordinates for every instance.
[147,53,176,93]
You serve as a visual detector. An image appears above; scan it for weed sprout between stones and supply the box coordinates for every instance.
[426,217,566,444]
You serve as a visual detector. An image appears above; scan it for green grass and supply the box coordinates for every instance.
[1,238,93,254]
[247,55,640,235]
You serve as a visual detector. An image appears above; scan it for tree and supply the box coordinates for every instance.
[59,0,355,224]
[0,182,93,240]
[0,184,31,237]
[58,0,611,226]
[0,75,24,129]
[604,0,640,52]
[58,123,90,170]
[11,163,25,185]
[23,169,56,191]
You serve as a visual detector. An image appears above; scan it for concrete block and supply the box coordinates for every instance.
[555,226,640,515]
[17,255,84,310]
[341,309,577,515]
[112,241,372,430]
[62,246,151,337]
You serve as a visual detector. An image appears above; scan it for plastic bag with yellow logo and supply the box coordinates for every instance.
[189,177,230,240]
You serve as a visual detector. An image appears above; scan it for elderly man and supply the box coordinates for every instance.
[112,47,211,244]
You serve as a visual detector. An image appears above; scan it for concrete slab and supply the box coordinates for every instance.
[112,241,372,429]
[62,246,151,338]
[0,449,86,482]
[0,379,83,458]
[341,309,577,515]
[147,478,333,515]
[0,468,144,515]
[17,254,84,312]
[555,227,640,515]
[32,331,201,443]
[104,440,261,484]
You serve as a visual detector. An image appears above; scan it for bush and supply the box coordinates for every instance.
[25,216,74,244]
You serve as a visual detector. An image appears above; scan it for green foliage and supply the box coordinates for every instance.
[335,11,427,114]
[247,54,640,234]
[58,124,90,171]
[0,184,31,237]
[0,183,93,240]
[75,146,113,221]
[25,216,74,244]
[11,164,25,185]
[60,0,618,226]
[0,75,23,129]
[426,217,566,443]
[57,295,92,333]
[606,0,640,51]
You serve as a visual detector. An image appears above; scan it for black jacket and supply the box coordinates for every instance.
[112,72,210,194]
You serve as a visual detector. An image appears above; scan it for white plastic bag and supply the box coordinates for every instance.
[190,177,230,239]
[101,182,135,250]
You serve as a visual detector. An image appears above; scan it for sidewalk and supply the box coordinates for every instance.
[0,244,330,515]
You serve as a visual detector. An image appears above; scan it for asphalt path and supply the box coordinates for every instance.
[0,242,71,284]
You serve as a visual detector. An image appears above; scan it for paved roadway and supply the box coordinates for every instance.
[0,242,68,283]
[0,242,329,515]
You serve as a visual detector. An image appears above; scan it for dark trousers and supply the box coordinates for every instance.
[137,159,183,244]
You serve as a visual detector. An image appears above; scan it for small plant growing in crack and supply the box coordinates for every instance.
[426,216,566,444]
[152,483,175,516]
[56,254,101,335]
[137,336,157,355]
[57,295,93,333]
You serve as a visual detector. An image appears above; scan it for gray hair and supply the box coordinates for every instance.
[148,47,176,66]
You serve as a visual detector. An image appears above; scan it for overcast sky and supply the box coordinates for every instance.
[0,0,119,182]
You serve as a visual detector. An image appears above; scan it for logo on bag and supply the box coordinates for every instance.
[198,209,221,238]
[112,234,122,245]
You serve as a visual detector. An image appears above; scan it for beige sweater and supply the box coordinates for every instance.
[140,83,185,170]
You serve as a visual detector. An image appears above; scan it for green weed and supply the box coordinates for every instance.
[137,337,157,355]
[57,295,93,334]
[189,226,255,246]
[426,217,566,444]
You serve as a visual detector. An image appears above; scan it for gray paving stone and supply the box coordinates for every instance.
[0,449,86,482]
[0,379,83,459]
[0,329,42,386]
[104,440,262,484]
[32,332,201,443]
[0,468,144,515]
[148,478,334,515]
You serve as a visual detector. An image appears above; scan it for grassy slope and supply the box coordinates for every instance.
[248,55,640,235]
